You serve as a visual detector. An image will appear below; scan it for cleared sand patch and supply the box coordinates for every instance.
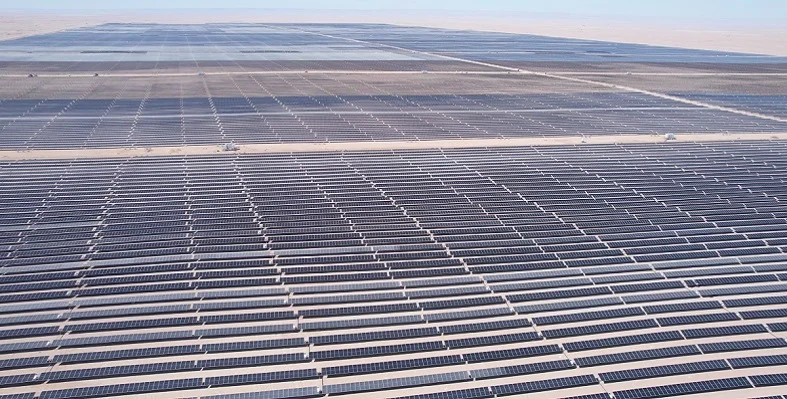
[0,13,107,41]
[3,133,785,161]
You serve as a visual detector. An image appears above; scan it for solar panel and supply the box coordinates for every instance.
[740,308,787,319]
[301,315,422,330]
[464,344,563,363]
[724,295,787,307]
[0,373,37,388]
[439,318,531,334]
[728,354,787,369]
[0,394,35,399]
[205,369,320,387]
[643,301,722,314]
[542,319,659,338]
[425,307,512,322]
[559,394,611,399]
[657,312,740,326]
[198,324,297,337]
[681,324,768,339]
[491,375,598,396]
[55,331,193,347]
[313,341,443,360]
[0,340,51,354]
[446,332,540,348]
[599,360,730,383]
[323,371,470,394]
[42,361,197,382]
[698,338,787,353]
[612,377,752,399]
[751,373,787,387]
[622,290,699,303]
[507,286,613,303]
[323,355,463,377]
[388,388,492,399]
[197,353,307,369]
[533,307,644,325]
[0,356,49,371]
[204,338,307,353]
[54,344,202,364]
[515,296,623,314]
[200,387,322,399]
[471,359,574,379]
[310,327,439,345]
[575,345,701,367]
[564,331,684,352]
[39,378,205,399]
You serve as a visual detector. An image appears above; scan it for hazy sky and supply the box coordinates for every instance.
[5,0,786,20]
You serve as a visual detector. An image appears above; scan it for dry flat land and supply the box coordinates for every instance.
[0,14,107,41]
[3,132,786,161]
[2,9,786,56]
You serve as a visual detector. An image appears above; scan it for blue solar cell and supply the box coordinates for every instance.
[388,388,492,399]
[657,312,740,326]
[559,395,610,399]
[728,354,787,369]
[39,378,205,399]
[312,341,443,360]
[751,373,787,387]
[440,318,531,334]
[323,355,463,377]
[205,369,319,387]
[699,338,787,353]
[507,286,612,303]
[515,297,622,314]
[622,290,699,304]
[599,360,730,383]
[197,353,306,369]
[204,338,307,353]
[471,359,574,380]
[53,345,201,364]
[446,332,540,348]
[0,356,49,370]
[612,377,752,399]
[564,331,684,352]
[464,344,563,363]
[681,324,767,338]
[200,387,321,399]
[311,327,439,345]
[643,301,722,314]
[42,361,197,382]
[576,345,701,367]
[533,307,644,325]
[611,280,685,293]
[542,319,658,338]
[0,373,37,388]
[323,371,470,394]
[724,295,787,307]
[491,375,598,396]
[741,308,787,319]
[0,394,35,399]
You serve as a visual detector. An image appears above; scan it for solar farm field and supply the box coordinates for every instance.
[1,22,787,399]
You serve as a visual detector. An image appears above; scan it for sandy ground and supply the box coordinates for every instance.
[3,132,785,161]
[0,14,107,41]
[1,10,786,56]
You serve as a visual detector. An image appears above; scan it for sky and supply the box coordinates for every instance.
[4,0,786,21]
